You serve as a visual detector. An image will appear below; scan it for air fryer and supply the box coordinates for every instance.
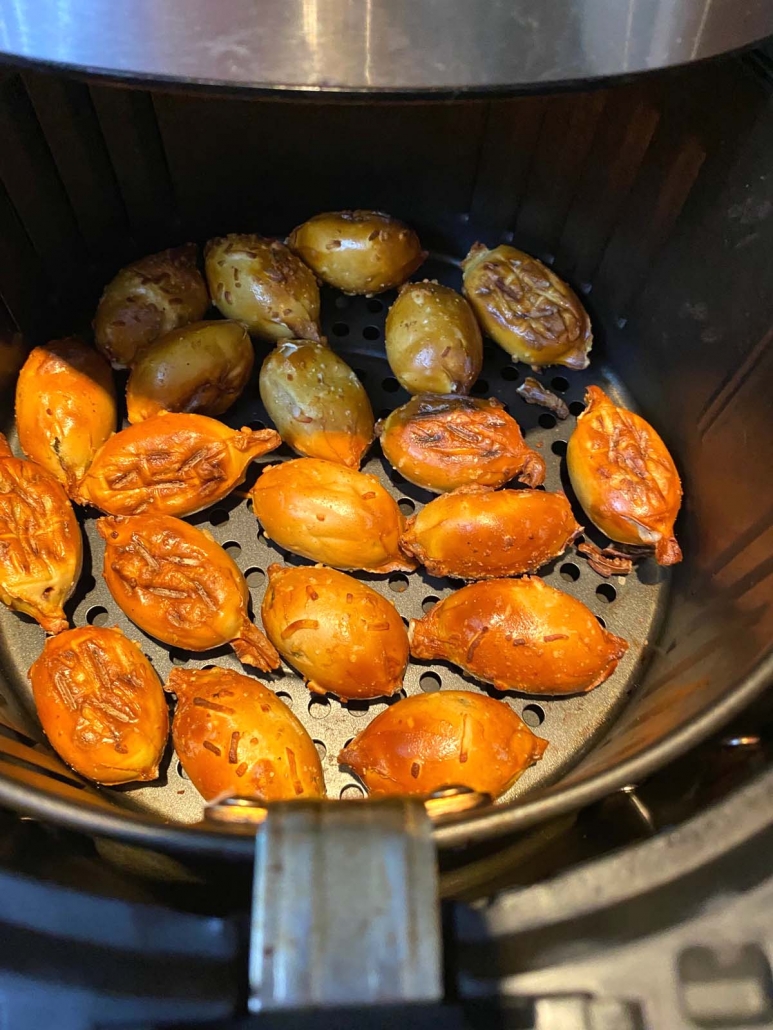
[0,4,771,1023]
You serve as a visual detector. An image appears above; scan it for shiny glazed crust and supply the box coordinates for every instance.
[409,577,628,695]
[98,514,280,670]
[0,435,82,634]
[169,666,325,802]
[15,337,117,494]
[400,485,581,579]
[567,386,682,564]
[74,413,280,516]
[262,563,408,699]
[377,394,546,493]
[250,457,415,572]
[29,626,168,784]
[339,690,547,798]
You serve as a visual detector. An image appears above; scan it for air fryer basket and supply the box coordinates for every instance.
[0,54,771,857]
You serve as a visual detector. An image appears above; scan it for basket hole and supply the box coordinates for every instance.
[86,605,108,627]
[209,508,229,526]
[344,700,369,718]
[176,761,190,781]
[419,671,441,693]
[249,419,266,431]
[332,322,349,337]
[560,562,580,583]
[366,298,384,313]
[522,703,545,728]
[244,567,265,587]
[340,784,364,800]
[334,296,349,310]
[363,325,381,341]
[596,583,617,604]
[551,376,569,393]
[596,615,607,629]
[539,413,557,429]
[80,574,97,594]
[169,649,189,666]
[470,378,489,396]
[402,617,410,629]
[314,739,327,760]
[223,541,242,559]
[276,691,293,708]
[422,595,439,614]
[308,696,331,719]
[388,574,410,593]
[382,376,400,393]
[569,400,585,416]
[502,366,519,382]
[398,498,415,516]
[552,439,567,456]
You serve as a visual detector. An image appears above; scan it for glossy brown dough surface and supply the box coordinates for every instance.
[262,564,408,700]
[29,626,168,784]
[15,337,117,495]
[75,413,280,517]
[98,514,280,670]
[288,210,426,295]
[401,486,581,579]
[250,458,415,572]
[259,340,374,467]
[93,244,209,368]
[462,243,592,370]
[385,280,483,395]
[377,394,546,493]
[126,320,254,423]
[410,578,628,695]
[205,234,320,342]
[339,690,547,798]
[169,666,325,802]
[567,386,682,565]
[0,434,82,634]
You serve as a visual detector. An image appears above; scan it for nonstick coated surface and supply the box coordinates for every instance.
[0,256,669,823]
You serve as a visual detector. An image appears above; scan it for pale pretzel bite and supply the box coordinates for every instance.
[75,413,280,517]
[0,434,82,634]
[377,394,545,493]
[98,514,280,671]
[94,244,209,368]
[250,457,415,573]
[288,210,426,295]
[15,337,117,495]
[338,691,547,798]
[385,279,483,395]
[409,578,628,695]
[259,340,374,468]
[169,666,325,802]
[29,626,169,785]
[462,242,592,370]
[567,386,682,565]
[205,233,321,342]
[262,564,408,700]
[126,320,254,423]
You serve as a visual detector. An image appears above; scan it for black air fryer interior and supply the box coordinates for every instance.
[0,54,772,855]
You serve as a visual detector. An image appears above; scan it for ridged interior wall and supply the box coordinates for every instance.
[0,55,772,813]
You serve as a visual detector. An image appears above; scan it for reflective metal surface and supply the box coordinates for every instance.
[0,0,771,94]
[249,800,441,1010]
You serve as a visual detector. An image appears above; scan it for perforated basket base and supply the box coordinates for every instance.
[0,256,669,824]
